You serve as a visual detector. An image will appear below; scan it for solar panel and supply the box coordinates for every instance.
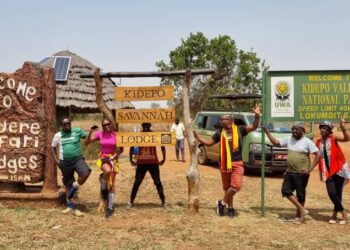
[53,56,71,81]
[38,56,54,65]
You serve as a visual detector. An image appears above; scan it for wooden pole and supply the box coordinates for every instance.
[42,67,58,192]
[94,68,117,130]
[81,68,216,78]
[183,69,201,213]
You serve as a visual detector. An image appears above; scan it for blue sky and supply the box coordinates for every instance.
[1,0,350,107]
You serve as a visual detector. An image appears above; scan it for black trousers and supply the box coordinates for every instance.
[326,174,345,212]
[130,164,165,203]
[281,172,310,204]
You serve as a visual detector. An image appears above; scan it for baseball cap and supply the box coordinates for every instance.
[291,122,305,132]
[319,121,333,133]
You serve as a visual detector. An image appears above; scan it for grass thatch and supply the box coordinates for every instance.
[40,50,134,113]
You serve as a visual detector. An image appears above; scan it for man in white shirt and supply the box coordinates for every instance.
[170,118,186,162]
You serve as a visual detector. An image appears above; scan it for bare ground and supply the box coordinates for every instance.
[1,134,350,249]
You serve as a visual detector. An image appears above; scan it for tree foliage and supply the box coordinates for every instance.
[156,32,267,116]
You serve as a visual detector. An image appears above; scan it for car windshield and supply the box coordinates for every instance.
[247,115,303,133]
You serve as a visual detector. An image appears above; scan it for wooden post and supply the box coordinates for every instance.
[183,69,201,213]
[81,68,216,78]
[42,67,58,193]
[93,68,117,130]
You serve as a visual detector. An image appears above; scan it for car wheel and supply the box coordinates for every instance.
[198,145,209,165]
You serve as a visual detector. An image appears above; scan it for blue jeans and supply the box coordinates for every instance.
[175,139,185,160]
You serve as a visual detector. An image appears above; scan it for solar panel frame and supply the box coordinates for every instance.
[53,56,71,82]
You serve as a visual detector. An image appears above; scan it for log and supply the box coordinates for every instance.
[183,69,201,213]
[81,68,216,78]
[94,68,117,130]
[42,67,58,193]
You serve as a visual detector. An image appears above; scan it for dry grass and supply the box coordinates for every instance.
[1,122,350,249]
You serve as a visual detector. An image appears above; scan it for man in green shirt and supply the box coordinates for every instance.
[51,117,91,216]
[264,122,321,224]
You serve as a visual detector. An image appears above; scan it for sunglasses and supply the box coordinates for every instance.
[102,123,111,127]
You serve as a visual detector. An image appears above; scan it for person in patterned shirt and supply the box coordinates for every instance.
[127,122,168,209]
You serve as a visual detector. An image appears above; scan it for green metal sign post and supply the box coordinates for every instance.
[261,71,267,216]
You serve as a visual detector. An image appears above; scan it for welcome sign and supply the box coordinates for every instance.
[0,63,55,183]
[264,70,350,122]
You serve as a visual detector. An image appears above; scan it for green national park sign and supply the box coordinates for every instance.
[264,70,350,122]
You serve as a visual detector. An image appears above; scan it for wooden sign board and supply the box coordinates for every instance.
[117,132,176,147]
[115,85,174,101]
[116,108,175,123]
[0,63,56,183]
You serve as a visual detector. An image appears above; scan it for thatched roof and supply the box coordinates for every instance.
[40,50,134,112]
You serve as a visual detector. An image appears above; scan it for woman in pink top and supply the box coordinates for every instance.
[85,119,123,218]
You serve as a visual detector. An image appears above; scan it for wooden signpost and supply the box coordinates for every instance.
[0,62,64,206]
[0,63,56,187]
[82,68,217,213]
[116,108,175,123]
[117,131,176,147]
[115,85,174,101]
[115,86,176,146]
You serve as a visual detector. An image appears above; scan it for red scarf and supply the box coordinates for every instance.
[316,135,345,180]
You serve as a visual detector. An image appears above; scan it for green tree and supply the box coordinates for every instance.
[156,32,267,116]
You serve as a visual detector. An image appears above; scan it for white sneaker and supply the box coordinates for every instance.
[73,209,84,217]
[126,202,134,209]
[162,202,169,209]
[61,207,73,214]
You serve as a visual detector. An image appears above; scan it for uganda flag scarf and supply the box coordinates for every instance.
[220,124,239,172]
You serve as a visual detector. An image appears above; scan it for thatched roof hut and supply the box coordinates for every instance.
[39,50,134,117]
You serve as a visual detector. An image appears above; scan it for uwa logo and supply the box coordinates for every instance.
[274,81,291,101]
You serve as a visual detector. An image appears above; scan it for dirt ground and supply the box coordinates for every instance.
[1,135,350,249]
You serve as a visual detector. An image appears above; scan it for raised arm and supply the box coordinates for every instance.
[245,104,261,133]
[262,126,281,146]
[335,115,350,142]
[84,125,99,145]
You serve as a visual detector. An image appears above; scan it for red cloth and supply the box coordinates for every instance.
[221,161,244,191]
[136,146,159,165]
[316,136,345,180]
